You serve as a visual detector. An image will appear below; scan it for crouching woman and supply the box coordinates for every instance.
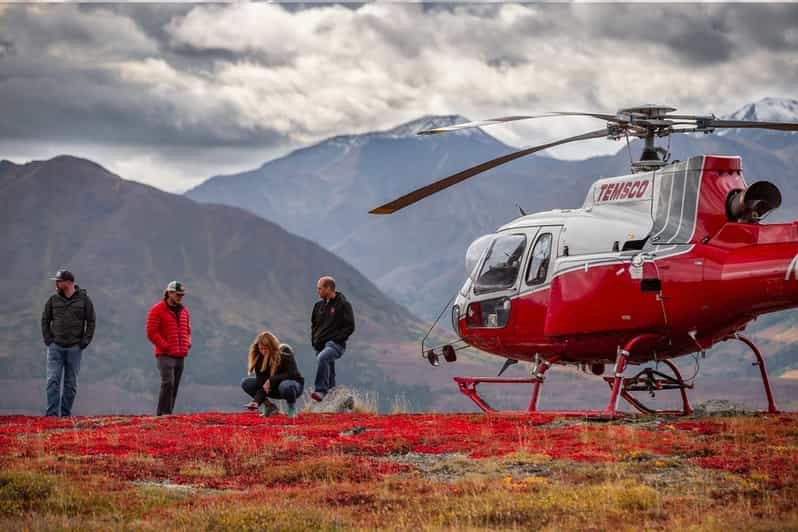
[242,331,304,418]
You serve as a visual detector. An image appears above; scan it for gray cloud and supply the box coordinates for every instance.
[725,5,798,51]
[0,3,796,191]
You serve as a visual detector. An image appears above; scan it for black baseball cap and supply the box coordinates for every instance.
[50,270,75,282]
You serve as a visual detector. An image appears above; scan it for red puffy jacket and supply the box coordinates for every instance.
[146,300,192,357]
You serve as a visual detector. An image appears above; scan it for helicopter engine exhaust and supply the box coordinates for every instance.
[726,181,782,223]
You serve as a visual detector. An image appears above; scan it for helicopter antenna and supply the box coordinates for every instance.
[369,106,798,214]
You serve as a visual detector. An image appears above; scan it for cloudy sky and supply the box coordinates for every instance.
[1,3,797,192]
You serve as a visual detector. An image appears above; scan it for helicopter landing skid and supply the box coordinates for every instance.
[454,376,541,414]
[731,334,780,414]
[453,376,630,420]
[602,359,693,416]
[454,334,667,419]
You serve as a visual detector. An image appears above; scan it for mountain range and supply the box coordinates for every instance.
[0,155,470,414]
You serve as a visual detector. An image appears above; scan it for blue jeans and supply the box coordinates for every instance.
[241,377,304,406]
[46,344,82,417]
[314,341,345,394]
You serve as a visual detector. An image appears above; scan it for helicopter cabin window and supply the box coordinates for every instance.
[474,234,527,294]
[526,233,552,285]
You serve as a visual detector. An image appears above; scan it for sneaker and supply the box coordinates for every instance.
[287,404,297,418]
[258,401,279,417]
[310,390,326,402]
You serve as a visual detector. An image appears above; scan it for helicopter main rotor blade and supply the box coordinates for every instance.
[547,111,621,121]
[418,112,618,135]
[418,115,555,135]
[369,128,610,215]
[702,119,798,131]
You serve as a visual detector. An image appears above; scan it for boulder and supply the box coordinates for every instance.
[304,386,357,414]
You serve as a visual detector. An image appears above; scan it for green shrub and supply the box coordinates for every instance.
[0,472,53,516]
[178,504,343,531]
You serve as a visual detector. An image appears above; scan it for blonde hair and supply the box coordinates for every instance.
[248,331,281,376]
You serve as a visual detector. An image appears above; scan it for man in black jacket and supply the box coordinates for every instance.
[41,270,96,416]
[310,276,355,401]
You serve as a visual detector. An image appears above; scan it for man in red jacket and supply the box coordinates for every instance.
[146,281,192,415]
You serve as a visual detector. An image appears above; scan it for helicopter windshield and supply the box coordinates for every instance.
[465,234,494,279]
[474,234,527,294]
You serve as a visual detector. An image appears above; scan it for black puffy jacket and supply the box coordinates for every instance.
[41,287,96,348]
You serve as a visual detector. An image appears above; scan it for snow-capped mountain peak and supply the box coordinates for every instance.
[322,115,476,150]
[382,115,472,138]
[725,97,798,123]
[274,114,503,163]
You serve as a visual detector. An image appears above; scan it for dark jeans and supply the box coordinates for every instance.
[241,377,303,406]
[157,355,184,416]
[314,340,345,394]
[46,344,82,416]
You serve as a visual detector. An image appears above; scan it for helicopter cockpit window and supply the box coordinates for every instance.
[465,234,495,280]
[474,234,526,294]
[526,233,552,285]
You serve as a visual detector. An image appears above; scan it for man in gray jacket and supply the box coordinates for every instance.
[41,270,96,416]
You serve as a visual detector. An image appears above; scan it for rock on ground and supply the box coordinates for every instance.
[692,399,751,416]
[304,386,357,414]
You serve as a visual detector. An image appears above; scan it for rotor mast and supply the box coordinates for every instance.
[638,132,661,164]
[616,105,676,172]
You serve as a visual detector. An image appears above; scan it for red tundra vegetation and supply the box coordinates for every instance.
[1,412,797,530]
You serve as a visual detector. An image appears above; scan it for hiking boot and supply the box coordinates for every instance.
[258,401,279,417]
[287,404,298,418]
[311,390,326,402]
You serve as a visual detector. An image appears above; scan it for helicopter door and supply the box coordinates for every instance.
[465,231,531,334]
[656,253,704,332]
[511,226,562,346]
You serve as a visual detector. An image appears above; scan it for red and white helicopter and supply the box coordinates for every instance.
[370,105,798,417]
